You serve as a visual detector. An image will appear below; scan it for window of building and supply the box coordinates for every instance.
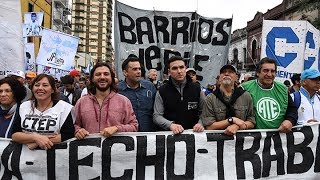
[28,3,33,12]
[251,40,257,60]
[233,48,238,62]
[243,48,247,63]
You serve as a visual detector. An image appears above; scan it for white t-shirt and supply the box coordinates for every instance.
[19,100,73,135]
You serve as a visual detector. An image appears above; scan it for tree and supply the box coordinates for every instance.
[296,0,320,29]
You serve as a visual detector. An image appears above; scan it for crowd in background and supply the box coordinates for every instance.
[1,55,320,150]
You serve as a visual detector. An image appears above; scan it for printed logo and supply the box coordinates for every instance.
[188,102,198,110]
[256,97,280,121]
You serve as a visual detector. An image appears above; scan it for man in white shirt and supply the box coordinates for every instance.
[290,69,320,125]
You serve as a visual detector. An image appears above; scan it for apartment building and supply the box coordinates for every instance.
[52,0,72,34]
[72,0,113,63]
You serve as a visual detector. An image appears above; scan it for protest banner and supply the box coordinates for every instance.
[36,28,79,71]
[1,124,320,179]
[0,0,24,79]
[36,65,69,80]
[114,1,232,86]
[23,12,44,37]
[24,43,36,72]
[261,20,320,82]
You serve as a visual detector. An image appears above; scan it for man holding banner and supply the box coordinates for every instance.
[153,56,205,134]
[118,56,157,132]
[290,69,320,125]
[242,57,297,132]
[74,63,138,139]
[201,64,255,135]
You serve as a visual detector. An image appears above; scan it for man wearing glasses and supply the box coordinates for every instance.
[241,57,297,132]
[290,69,320,125]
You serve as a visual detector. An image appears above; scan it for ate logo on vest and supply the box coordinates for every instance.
[257,97,280,121]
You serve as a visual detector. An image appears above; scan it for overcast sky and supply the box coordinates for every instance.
[116,0,283,31]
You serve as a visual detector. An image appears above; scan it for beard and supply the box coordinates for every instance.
[221,78,233,86]
[93,80,111,92]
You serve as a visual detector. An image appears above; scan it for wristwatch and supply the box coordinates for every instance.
[228,117,234,125]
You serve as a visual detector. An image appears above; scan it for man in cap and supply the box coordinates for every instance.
[242,57,297,132]
[186,67,206,94]
[186,68,197,83]
[201,64,255,135]
[69,69,81,87]
[25,72,36,88]
[290,69,320,125]
[6,70,32,102]
[6,70,25,84]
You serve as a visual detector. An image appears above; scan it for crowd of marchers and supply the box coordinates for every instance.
[1,56,320,150]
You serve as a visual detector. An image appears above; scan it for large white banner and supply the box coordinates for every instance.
[114,1,232,86]
[261,20,320,82]
[0,0,24,79]
[36,28,79,71]
[23,12,44,37]
[1,124,320,179]
[24,43,36,72]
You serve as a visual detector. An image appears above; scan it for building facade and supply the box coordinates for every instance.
[229,0,319,72]
[72,0,113,63]
[52,0,72,34]
[228,28,247,73]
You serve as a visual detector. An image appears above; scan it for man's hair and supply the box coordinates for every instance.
[148,69,157,74]
[88,62,117,94]
[256,57,278,73]
[0,77,27,103]
[31,13,37,17]
[167,56,185,68]
[284,80,291,86]
[290,73,301,85]
[60,75,74,85]
[122,56,140,71]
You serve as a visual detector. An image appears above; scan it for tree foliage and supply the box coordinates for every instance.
[296,0,320,29]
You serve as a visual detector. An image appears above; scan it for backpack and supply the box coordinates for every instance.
[292,91,301,108]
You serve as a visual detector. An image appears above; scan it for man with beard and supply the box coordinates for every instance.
[74,63,138,139]
[118,57,157,131]
[201,65,255,135]
[153,56,205,134]
[242,57,297,132]
[58,75,82,105]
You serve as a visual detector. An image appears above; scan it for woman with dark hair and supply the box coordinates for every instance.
[0,77,27,138]
[11,74,75,150]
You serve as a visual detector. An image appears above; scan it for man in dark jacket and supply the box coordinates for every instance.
[153,56,205,134]
[59,75,82,105]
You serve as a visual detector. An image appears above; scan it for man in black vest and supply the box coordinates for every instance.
[153,56,205,134]
[200,64,255,135]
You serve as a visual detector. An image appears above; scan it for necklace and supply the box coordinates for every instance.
[37,100,52,116]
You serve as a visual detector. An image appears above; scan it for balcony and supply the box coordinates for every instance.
[63,20,72,31]
[64,7,72,15]
[53,11,64,25]
[55,0,66,8]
